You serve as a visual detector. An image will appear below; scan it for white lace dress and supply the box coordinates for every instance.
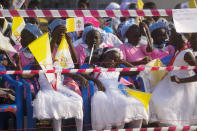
[91,70,148,130]
[32,73,83,120]
[150,49,197,126]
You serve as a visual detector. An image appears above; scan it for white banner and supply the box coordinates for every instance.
[173,8,197,33]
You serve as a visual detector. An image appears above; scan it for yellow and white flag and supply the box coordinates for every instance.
[0,32,17,53]
[138,0,144,9]
[66,17,84,32]
[147,59,167,87]
[28,33,56,85]
[11,17,25,44]
[54,35,74,68]
[125,89,151,111]
[181,0,197,8]
[13,0,25,9]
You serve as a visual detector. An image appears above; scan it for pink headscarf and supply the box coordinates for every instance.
[84,17,100,28]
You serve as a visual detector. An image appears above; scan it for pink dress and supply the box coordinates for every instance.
[75,43,113,66]
[19,49,39,94]
[150,45,175,60]
[119,43,150,62]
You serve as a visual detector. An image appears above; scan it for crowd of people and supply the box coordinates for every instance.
[1,0,197,131]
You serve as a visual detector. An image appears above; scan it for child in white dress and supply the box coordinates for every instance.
[32,71,84,131]
[82,48,149,130]
[150,32,197,126]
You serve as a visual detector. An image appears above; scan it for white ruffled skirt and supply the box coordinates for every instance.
[91,84,148,130]
[32,85,83,120]
[150,75,197,126]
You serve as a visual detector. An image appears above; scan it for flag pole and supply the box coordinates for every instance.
[88,44,95,64]
[139,17,151,47]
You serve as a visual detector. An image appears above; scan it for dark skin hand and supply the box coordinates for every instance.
[15,53,40,79]
[81,73,106,91]
[50,25,78,68]
[0,50,17,69]
[139,22,153,52]
[80,64,105,91]
[170,32,197,83]
[118,59,139,77]
[129,57,151,66]
[66,73,89,87]
[171,52,197,83]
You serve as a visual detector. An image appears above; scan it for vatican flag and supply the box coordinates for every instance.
[11,17,25,44]
[66,18,84,32]
[54,35,74,68]
[28,33,56,87]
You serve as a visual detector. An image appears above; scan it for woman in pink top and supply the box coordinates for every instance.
[75,26,113,66]
[119,20,153,66]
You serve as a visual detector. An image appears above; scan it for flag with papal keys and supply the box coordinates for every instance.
[28,33,56,86]
[54,35,74,68]
[66,18,84,32]
[11,17,25,44]
[0,32,17,53]
[12,0,25,9]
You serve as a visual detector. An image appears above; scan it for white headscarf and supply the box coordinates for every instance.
[120,0,137,9]
[106,2,120,10]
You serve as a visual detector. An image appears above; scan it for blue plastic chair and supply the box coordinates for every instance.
[0,64,24,130]
[20,64,39,131]
[20,79,36,131]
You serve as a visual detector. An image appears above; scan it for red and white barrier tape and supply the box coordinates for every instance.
[0,66,197,75]
[0,9,174,17]
[91,126,197,131]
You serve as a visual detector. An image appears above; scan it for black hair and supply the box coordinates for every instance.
[78,0,89,8]
[143,2,157,9]
[128,3,137,9]
[25,18,39,25]
[28,0,40,9]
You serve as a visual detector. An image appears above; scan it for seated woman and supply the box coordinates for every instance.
[81,48,148,130]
